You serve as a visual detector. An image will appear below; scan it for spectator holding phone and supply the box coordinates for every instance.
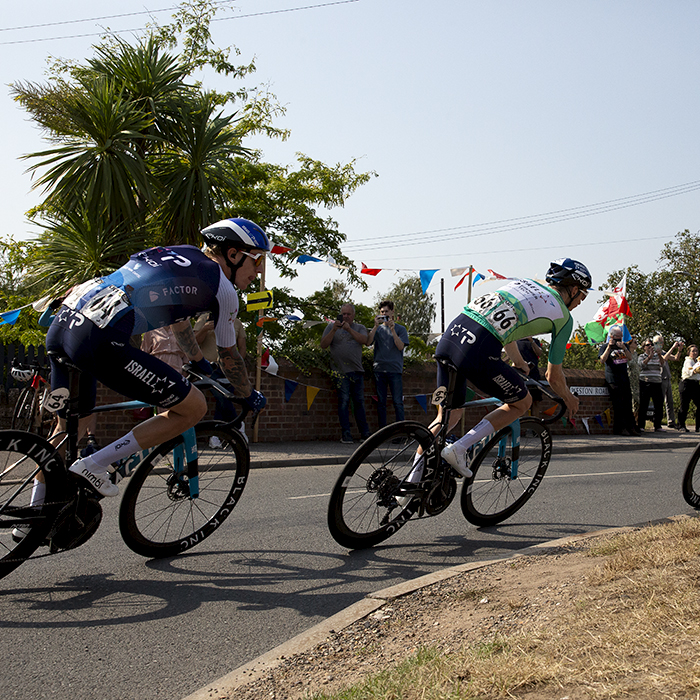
[367,300,410,428]
[637,336,666,432]
[321,303,371,443]
[599,325,638,436]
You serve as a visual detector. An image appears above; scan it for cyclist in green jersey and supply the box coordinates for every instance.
[430,258,592,479]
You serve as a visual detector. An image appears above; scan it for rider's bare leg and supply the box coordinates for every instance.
[131,385,207,451]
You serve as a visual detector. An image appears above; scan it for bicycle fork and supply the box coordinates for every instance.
[172,427,199,498]
[496,418,521,478]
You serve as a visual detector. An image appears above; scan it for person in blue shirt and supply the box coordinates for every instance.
[367,300,410,428]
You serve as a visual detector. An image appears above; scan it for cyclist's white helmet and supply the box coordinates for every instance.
[201,218,272,252]
[11,367,33,383]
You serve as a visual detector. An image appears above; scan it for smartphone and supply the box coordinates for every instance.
[336,314,344,322]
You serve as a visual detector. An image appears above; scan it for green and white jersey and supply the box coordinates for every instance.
[463,279,573,365]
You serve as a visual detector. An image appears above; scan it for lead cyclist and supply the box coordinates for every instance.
[37,218,270,504]
[406,258,592,485]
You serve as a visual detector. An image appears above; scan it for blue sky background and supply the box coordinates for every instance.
[1,0,699,332]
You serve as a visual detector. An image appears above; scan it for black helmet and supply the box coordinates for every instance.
[545,258,592,290]
[201,218,271,252]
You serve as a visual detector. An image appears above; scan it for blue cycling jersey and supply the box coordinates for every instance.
[62,245,239,348]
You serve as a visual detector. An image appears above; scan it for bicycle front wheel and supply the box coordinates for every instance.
[681,442,700,509]
[0,431,65,580]
[119,422,250,558]
[460,417,551,527]
[327,421,434,549]
[11,387,36,433]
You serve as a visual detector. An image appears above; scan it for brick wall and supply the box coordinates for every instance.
[86,362,613,443]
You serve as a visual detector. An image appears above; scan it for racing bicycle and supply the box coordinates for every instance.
[0,357,253,580]
[327,359,567,549]
[10,360,54,437]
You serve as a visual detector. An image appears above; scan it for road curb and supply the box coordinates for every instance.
[181,518,684,700]
[248,436,696,469]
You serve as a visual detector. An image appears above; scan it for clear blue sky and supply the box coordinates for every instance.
[1,0,698,332]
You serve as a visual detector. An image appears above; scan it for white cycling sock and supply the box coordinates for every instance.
[406,452,424,483]
[82,431,143,470]
[449,418,495,457]
[30,480,46,508]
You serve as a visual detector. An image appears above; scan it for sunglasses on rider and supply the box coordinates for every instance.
[239,250,266,268]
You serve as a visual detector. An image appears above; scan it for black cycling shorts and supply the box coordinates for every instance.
[46,307,192,415]
[435,314,529,407]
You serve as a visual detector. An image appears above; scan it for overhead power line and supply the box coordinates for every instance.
[0,0,359,46]
[342,180,700,254]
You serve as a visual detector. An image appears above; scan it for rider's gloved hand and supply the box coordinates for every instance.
[244,389,267,412]
[191,358,213,376]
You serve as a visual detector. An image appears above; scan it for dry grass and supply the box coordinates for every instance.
[309,517,700,700]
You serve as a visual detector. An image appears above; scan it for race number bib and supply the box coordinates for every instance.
[80,286,131,328]
[43,387,69,414]
[469,294,518,338]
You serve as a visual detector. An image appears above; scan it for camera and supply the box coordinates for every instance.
[336,314,344,323]
[378,315,389,322]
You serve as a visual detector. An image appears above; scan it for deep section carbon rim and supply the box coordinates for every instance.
[0,430,64,579]
[327,421,434,549]
[460,417,551,527]
[119,422,250,558]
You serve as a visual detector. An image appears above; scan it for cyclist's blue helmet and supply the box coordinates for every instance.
[201,218,272,252]
[545,258,592,290]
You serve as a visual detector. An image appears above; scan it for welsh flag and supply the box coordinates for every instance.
[584,273,632,344]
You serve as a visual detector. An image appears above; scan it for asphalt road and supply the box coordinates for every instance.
[1,445,697,700]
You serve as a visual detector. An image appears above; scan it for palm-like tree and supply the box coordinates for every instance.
[151,93,249,245]
[14,34,250,282]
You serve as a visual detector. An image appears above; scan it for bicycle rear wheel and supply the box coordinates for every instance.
[119,422,250,558]
[460,417,551,527]
[681,442,700,509]
[327,421,434,549]
[0,431,64,580]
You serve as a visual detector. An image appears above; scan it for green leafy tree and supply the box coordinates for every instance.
[12,0,373,295]
[603,230,700,346]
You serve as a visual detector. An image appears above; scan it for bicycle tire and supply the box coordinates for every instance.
[11,387,36,433]
[681,442,700,509]
[119,421,250,559]
[327,421,434,549]
[460,417,551,527]
[0,430,65,580]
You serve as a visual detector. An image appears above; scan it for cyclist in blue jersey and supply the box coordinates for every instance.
[43,218,270,499]
[409,259,591,483]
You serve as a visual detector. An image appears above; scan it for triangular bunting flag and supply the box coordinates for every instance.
[284,380,299,403]
[582,417,590,434]
[271,244,292,254]
[0,309,22,325]
[264,355,279,375]
[595,414,604,428]
[454,272,469,291]
[306,386,320,410]
[604,409,611,425]
[488,269,507,279]
[415,394,428,413]
[420,269,438,294]
[361,262,382,276]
